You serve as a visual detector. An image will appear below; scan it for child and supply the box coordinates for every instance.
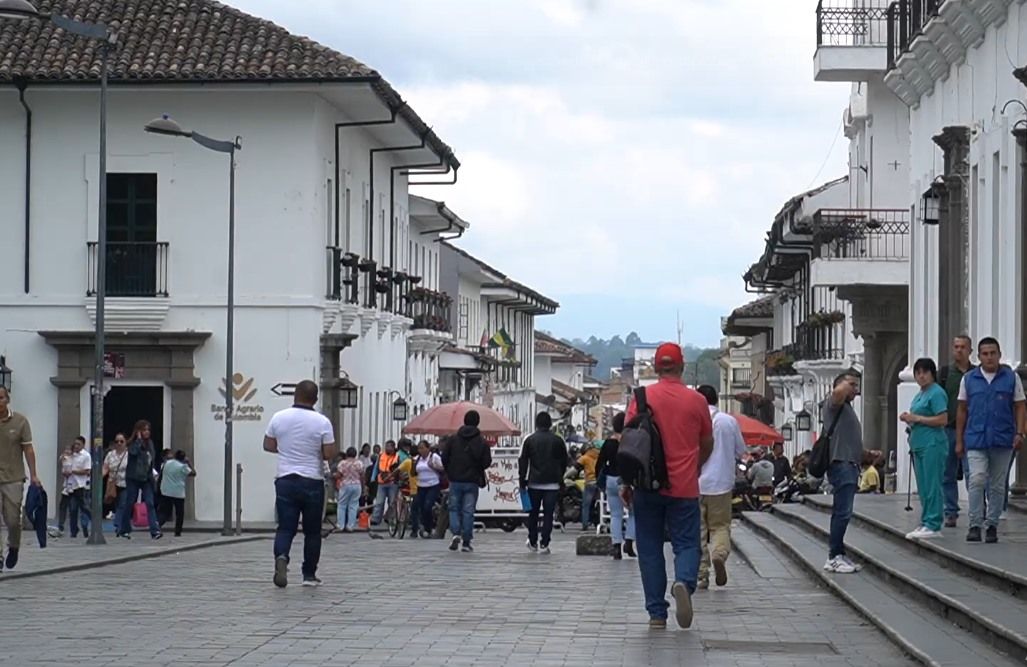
[858,451,881,494]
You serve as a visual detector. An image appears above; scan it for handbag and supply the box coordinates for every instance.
[809,403,844,479]
[131,500,149,528]
[104,452,125,504]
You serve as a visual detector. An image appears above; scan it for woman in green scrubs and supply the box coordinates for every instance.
[900,358,950,539]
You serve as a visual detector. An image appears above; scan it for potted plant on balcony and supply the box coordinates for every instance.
[805,309,845,328]
[765,350,795,376]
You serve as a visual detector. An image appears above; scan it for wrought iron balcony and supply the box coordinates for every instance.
[325,247,361,304]
[816,0,892,47]
[886,0,943,69]
[812,208,910,260]
[792,319,847,361]
[405,286,452,333]
[86,241,169,297]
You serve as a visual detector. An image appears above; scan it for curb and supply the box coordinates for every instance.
[0,535,268,582]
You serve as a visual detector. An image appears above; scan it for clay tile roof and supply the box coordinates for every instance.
[0,0,456,164]
[534,331,596,365]
[729,295,774,320]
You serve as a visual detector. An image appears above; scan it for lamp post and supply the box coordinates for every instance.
[795,410,813,433]
[388,390,409,422]
[338,373,359,410]
[145,114,241,536]
[0,0,117,546]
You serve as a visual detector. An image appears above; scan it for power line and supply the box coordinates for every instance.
[805,117,844,190]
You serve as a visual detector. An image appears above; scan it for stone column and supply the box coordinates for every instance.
[320,333,357,448]
[932,126,970,359]
[861,333,883,451]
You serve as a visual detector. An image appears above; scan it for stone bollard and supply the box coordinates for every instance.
[576,533,612,556]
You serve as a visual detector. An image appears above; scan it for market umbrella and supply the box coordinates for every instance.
[401,401,522,437]
[730,413,784,447]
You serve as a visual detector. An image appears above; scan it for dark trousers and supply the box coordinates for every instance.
[273,475,325,578]
[527,488,558,548]
[159,496,186,536]
[57,493,70,531]
[68,488,91,537]
[411,484,441,534]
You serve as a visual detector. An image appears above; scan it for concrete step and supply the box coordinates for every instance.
[802,494,1027,598]
[741,511,1015,666]
[773,502,1027,661]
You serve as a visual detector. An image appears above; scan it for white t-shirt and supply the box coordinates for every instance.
[68,451,91,491]
[415,453,443,487]
[699,407,747,496]
[265,406,335,480]
[957,371,1027,401]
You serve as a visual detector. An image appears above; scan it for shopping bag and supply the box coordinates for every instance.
[131,501,149,528]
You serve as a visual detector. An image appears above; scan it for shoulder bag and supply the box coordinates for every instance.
[809,404,844,479]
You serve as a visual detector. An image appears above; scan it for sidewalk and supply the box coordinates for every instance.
[0,530,266,581]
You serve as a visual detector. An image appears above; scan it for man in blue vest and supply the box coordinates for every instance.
[955,337,1026,543]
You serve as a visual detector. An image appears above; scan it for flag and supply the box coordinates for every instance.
[489,328,514,348]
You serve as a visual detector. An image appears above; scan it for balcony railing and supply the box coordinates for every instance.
[86,241,169,297]
[817,0,892,47]
[406,286,452,333]
[886,0,943,69]
[792,320,847,362]
[325,247,361,304]
[812,208,910,260]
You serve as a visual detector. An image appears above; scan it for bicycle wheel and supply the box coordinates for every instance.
[386,500,399,538]
[397,498,408,539]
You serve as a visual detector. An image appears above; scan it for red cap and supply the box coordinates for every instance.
[654,342,684,369]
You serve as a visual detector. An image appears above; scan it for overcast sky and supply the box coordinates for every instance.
[235,0,849,347]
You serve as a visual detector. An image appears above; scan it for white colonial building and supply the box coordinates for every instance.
[437,241,558,441]
[0,0,463,521]
[533,331,597,436]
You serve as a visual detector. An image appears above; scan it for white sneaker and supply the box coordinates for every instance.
[905,526,926,540]
[526,539,538,553]
[916,529,943,539]
[824,555,859,574]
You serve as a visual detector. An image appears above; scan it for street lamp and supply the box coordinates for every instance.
[795,410,813,432]
[338,373,359,410]
[0,356,11,393]
[781,423,794,442]
[145,114,241,536]
[920,179,944,225]
[387,390,409,422]
[0,0,117,546]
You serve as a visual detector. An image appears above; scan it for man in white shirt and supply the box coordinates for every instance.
[696,386,746,589]
[67,436,92,539]
[264,380,337,588]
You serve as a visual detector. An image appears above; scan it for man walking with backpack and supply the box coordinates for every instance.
[442,410,492,553]
[519,412,568,554]
[622,343,713,629]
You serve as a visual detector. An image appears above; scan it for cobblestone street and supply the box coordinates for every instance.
[0,525,913,666]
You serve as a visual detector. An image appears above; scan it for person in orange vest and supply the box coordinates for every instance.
[370,440,407,525]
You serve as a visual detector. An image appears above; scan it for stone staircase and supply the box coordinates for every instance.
[741,494,1027,666]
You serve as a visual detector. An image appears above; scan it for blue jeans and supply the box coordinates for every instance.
[633,490,701,620]
[967,448,1014,529]
[582,483,598,529]
[412,484,441,534]
[605,476,635,544]
[273,475,325,578]
[112,487,127,535]
[527,488,559,548]
[943,427,967,519]
[1004,451,1016,512]
[336,483,361,530]
[120,479,160,536]
[827,461,859,558]
[371,483,398,524]
[448,481,479,545]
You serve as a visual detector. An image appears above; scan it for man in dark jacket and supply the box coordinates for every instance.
[442,410,492,553]
[519,412,568,554]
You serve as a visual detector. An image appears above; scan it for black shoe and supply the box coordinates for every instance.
[966,526,982,542]
[301,576,322,587]
[449,536,461,551]
[152,532,163,541]
[612,544,622,560]
[985,526,998,543]
[461,543,473,553]
[118,533,131,540]
[624,539,636,558]
[5,548,18,570]
[273,556,288,588]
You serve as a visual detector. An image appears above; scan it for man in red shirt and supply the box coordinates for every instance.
[622,342,713,629]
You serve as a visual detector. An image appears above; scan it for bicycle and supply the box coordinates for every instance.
[386,487,410,539]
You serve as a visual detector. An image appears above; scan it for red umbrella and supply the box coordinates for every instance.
[402,401,522,437]
[730,413,784,447]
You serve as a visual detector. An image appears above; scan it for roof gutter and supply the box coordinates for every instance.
[16,78,31,293]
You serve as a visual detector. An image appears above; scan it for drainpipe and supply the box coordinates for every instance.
[334,105,399,250]
[409,164,459,187]
[369,137,439,272]
[381,134,430,269]
[16,79,31,294]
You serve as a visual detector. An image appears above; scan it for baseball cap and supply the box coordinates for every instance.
[654,342,684,369]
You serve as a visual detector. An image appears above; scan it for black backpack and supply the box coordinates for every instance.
[617,387,669,491]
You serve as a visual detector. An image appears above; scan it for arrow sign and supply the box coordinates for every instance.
[271,382,297,397]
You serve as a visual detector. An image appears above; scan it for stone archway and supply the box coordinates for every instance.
[39,330,210,518]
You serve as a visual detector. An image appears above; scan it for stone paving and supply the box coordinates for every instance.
[0,525,914,666]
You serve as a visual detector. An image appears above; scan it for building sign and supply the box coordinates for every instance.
[103,353,125,379]
[212,372,265,422]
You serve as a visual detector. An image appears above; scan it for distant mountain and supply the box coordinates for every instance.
[554,332,720,387]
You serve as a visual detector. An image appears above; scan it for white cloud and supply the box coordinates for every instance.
[231,0,850,343]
